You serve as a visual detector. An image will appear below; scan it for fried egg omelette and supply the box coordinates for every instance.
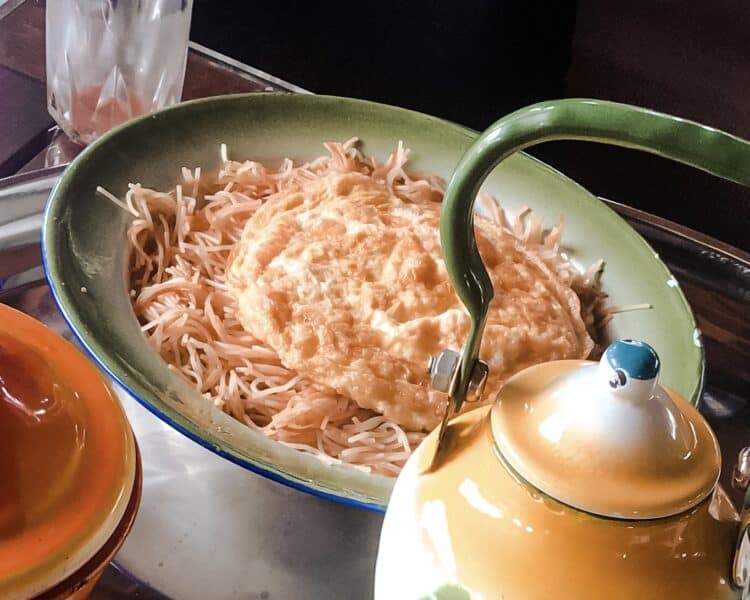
[227,171,593,432]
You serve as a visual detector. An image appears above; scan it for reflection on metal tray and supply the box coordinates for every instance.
[0,167,63,290]
[0,170,748,598]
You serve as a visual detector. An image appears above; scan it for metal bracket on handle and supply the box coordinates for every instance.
[427,349,489,460]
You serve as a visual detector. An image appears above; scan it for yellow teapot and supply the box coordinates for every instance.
[374,100,750,599]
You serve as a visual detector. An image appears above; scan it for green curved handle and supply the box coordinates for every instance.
[441,98,750,409]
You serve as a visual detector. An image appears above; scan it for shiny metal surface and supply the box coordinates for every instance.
[1,170,749,597]
[428,349,461,394]
[0,166,62,252]
[465,360,489,404]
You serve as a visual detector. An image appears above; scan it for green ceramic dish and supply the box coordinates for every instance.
[43,93,703,511]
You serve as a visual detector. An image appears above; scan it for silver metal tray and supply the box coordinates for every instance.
[1,169,748,599]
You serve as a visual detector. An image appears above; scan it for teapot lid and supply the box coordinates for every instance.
[490,339,721,519]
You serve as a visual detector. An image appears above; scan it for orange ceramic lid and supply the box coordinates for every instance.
[0,304,136,599]
[491,340,720,519]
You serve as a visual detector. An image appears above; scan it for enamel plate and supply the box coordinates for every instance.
[42,94,702,510]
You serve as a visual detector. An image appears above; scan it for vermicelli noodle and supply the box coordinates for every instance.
[117,139,605,475]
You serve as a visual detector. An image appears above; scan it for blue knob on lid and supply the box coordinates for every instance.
[601,340,660,402]
[604,339,660,380]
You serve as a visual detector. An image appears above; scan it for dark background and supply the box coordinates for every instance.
[192,0,750,250]
[192,2,578,131]
[189,0,750,250]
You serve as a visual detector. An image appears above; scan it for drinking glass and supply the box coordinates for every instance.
[46,0,193,145]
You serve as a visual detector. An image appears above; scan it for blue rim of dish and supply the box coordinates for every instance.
[40,175,384,513]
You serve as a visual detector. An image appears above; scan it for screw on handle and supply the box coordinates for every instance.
[440,98,750,412]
